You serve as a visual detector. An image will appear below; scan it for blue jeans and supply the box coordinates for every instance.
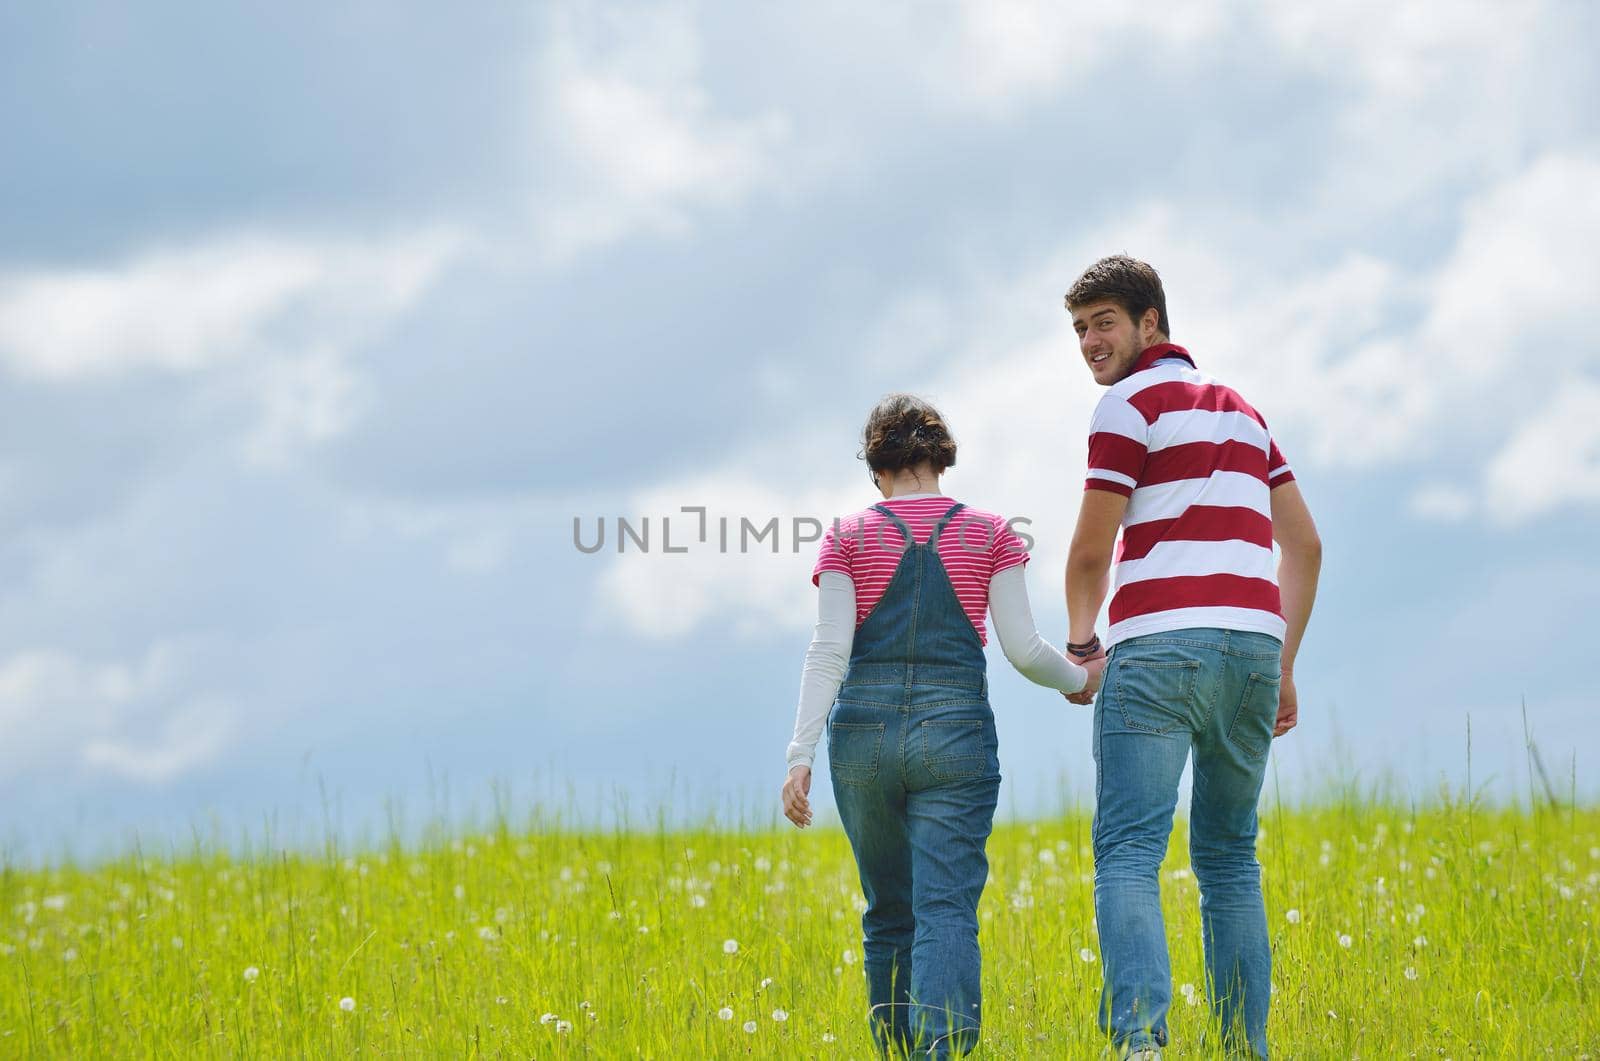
[829,667,1001,1058]
[1092,628,1282,1059]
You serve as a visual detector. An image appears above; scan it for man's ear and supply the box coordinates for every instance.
[1140,307,1161,344]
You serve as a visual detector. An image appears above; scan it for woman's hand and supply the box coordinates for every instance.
[1065,654,1107,705]
[781,765,813,828]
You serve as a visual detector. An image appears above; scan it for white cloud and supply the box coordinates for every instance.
[531,2,789,263]
[1484,377,1600,524]
[242,349,370,469]
[0,643,236,783]
[942,0,1223,110]
[0,228,461,381]
[1410,484,1475,523]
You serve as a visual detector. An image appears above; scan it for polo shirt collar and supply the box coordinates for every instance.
[1131,342,1194,374]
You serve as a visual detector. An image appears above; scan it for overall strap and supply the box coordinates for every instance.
[871,503,916,549]
[926,502,968,549]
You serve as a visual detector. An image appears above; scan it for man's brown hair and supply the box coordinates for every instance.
[1064,254,1171,338]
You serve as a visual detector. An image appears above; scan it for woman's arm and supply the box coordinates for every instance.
[782,571,855,828]
[785,572,855,768]
[990,564,1087,693]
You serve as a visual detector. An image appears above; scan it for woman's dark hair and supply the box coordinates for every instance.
[860,394,957,481]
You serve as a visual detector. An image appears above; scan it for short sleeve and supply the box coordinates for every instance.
[990,515,1029,575]
[1086,394,1149,497]
[1267,436,1295,488]
[811,517,856,586]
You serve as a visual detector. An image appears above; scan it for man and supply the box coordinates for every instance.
[1060,255,1321,1060]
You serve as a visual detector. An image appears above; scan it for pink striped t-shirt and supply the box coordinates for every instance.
[810,495,1029,645]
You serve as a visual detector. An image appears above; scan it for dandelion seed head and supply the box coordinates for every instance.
[842,948,857,964]
[690,894,707,908]
[1414,935,1428,948]
[760,977,774,990]
[743,1020,757,1033]
[1079,948,1095,963]
[718,1006,734,1020]
[555,1020,573,1033]
[723,939,739,955]
[580,1001,593,1010]
[1404,966,1418,980]
[1338,933,1353,949]
[1286,908,1301,924]
[822,1032,837,1042]
[772,1008,789,1022]
[339,997,356,1012]
[540,1013,558,1025]
[243,966,260,982]
[62,948,77,961]
[496,996,509,1005]
[453,884,465,900]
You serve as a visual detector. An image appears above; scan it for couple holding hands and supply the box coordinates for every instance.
[780,255,1322,1060]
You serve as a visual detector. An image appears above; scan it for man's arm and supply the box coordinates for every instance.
[1270,481,1322,736]
[1063,488,1128,702]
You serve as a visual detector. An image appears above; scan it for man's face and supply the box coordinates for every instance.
[1071,301,1149,386]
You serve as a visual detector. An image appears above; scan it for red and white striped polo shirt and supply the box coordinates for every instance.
[1085,344,1295,647]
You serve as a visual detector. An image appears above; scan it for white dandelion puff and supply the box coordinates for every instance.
[1079,948,1096,963]
[339,997,356,1012]
[718,1007,734,1021]
[823,1032,837,1042]
[772,1009,789,1022]
[743,1020,757,1033]
[1338,934,1353,949]
[1285,908,1301,924]
[842,948,857,965]
[556,1020,573,1033]
[478,926,496,941]
[723,939,739,955]
[1404,966,1418,980]
[1413,935,1428,948]
[690,894,707,908]
[243,966,260,982]
[62,948,78,962]
[453,884,465,900]
[540,1013,558,1025]
[760,977,774,990]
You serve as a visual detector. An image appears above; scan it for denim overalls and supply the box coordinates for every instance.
[826,501,1001,1059]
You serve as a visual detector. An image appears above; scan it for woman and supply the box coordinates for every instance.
[781,394,1104,1058]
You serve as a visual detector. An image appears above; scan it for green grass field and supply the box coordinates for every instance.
[3,797,1595,1058]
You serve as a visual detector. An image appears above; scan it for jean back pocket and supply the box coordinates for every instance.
[829,721,886,787]
[920,718,988,781]
[1226,671,1280,760]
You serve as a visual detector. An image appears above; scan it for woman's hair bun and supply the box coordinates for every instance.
[860,394,957,476]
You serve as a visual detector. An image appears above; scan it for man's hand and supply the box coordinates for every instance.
[1273,671,1299,737]
[781,765,813,828]
[1065,653,1107,706]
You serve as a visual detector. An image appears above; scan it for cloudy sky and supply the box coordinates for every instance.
[2,1,1597,861]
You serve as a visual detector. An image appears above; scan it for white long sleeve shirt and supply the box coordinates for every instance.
[785,564,1087,770]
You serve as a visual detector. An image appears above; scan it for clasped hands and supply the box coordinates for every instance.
[1062,635,1107,706]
